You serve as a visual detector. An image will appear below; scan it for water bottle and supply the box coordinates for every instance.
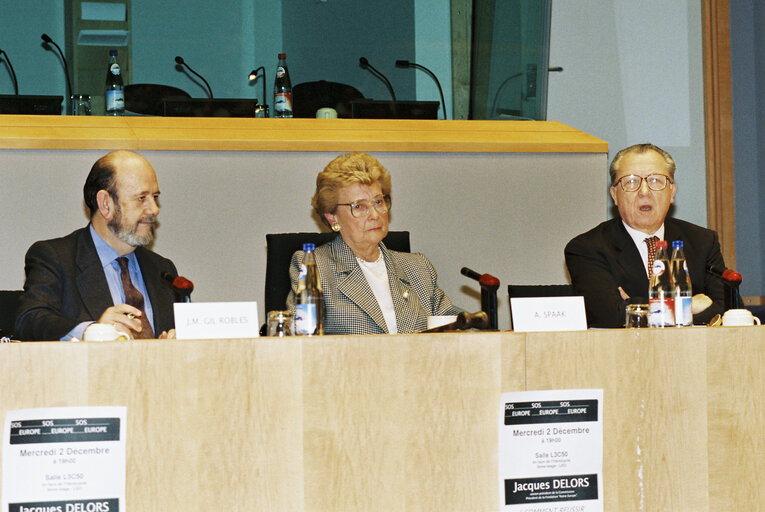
[273,53,293,118]
[105,49,124,115]
[671,240,693,326]
[295,243,324,335]
[648,240,675,327]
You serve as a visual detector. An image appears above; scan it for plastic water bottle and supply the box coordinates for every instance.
[295,243,324,335]
[105,49,124,115]
[648,240,675,327]
[671,240,693,326]
[273,53,293,118]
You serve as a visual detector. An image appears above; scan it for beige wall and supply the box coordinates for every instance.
[0,149,606,330]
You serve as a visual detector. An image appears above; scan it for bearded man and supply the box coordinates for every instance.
[15,150,182,341]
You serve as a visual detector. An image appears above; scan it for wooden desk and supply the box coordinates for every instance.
[1,327,763,510]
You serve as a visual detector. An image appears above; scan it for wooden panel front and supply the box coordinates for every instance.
[2,328,764,510]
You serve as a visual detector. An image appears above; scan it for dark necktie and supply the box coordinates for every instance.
[116,257,154,339]
[645,236,659,277]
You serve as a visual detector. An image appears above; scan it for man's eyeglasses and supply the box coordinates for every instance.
[337,195,391,218]
[614,174,673,192]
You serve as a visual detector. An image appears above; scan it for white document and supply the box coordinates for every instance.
[499,389,604,512]
[510,296,587,332]
[174,301,260,339]
[2,406,127,512]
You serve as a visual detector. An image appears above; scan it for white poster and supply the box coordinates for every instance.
[2,406,127,512]
[499,389,603,512]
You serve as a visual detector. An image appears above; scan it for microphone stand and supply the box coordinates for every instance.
[41,34,73,114]
[0,49,19,95]
[174,56,214,99]
[461,267,500,330]
[359,57,396,101]
[723,280,742,310]
[248,66,269,117]
[395,60,447,119]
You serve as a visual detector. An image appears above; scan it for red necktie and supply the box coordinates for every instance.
[645,236,659,277]
[117,257,154,339]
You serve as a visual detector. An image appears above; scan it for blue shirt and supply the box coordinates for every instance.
[62,225,156,340]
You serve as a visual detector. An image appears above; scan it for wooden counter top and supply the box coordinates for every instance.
[0,115,607,153]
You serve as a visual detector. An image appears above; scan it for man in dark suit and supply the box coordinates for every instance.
[15,150,181,341]
[565,143,725,328]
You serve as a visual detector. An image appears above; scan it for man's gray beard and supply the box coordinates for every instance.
[108,210,155,247]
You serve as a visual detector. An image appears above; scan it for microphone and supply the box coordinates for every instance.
[395,60,447,119]
[706,265,743,285]
[162,272,195,302]
[0,49,19,95]
[247,66,269,117]
[359,57,396,101]
[707,265,743,311]
[461,267,500,330]
[41,33,73,112]
[174,56,214,99]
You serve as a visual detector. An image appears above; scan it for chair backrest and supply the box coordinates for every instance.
[0,290,23,338]
[507,284,575,299]
[124,83,191,116]
[264,231,410,313]
[292,80,364,118]
[507,284,576,327]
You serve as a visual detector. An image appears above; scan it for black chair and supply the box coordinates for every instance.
[0,290,23,339]
[292,80,364,118]
[507,284,575,319]
[124,83,191,116]
[264,231,410,313]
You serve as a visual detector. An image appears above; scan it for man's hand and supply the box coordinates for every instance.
[618,286,630,300]
[692,294,713,314]
[158,329,176,339]
[98,304,144,337]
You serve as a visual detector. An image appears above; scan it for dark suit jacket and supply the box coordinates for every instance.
[286,235,460,335]
[565,217,726,328]
[15,226,179,341]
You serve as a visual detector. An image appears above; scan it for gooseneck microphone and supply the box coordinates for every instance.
[395,60,447,119]
[461,267,500,330]
[174,56,213,99]
[41,33,73,112]
[359,57,396,101]
[162,272,195,303]
[0,49,19,95]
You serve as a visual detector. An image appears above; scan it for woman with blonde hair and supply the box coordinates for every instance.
[287,152,460,335]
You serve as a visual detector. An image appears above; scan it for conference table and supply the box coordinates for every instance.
[1,326,763,511]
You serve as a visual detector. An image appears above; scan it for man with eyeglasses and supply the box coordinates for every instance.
[565,143,725,327]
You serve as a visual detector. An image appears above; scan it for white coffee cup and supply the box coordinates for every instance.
[427,315,457,330]
[83,323,131,341]
[316,107,338,119]
[722,308,761,326]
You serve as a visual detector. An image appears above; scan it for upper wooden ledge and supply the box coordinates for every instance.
[0,115,607,153]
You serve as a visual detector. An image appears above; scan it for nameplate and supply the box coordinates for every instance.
[511,297,587,332]
[174,302,260,339]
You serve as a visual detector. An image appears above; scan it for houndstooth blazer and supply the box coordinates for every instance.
[286,235,460,335]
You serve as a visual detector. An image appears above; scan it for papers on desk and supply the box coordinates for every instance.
[2,406,127,511]
[499,389,604,512]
